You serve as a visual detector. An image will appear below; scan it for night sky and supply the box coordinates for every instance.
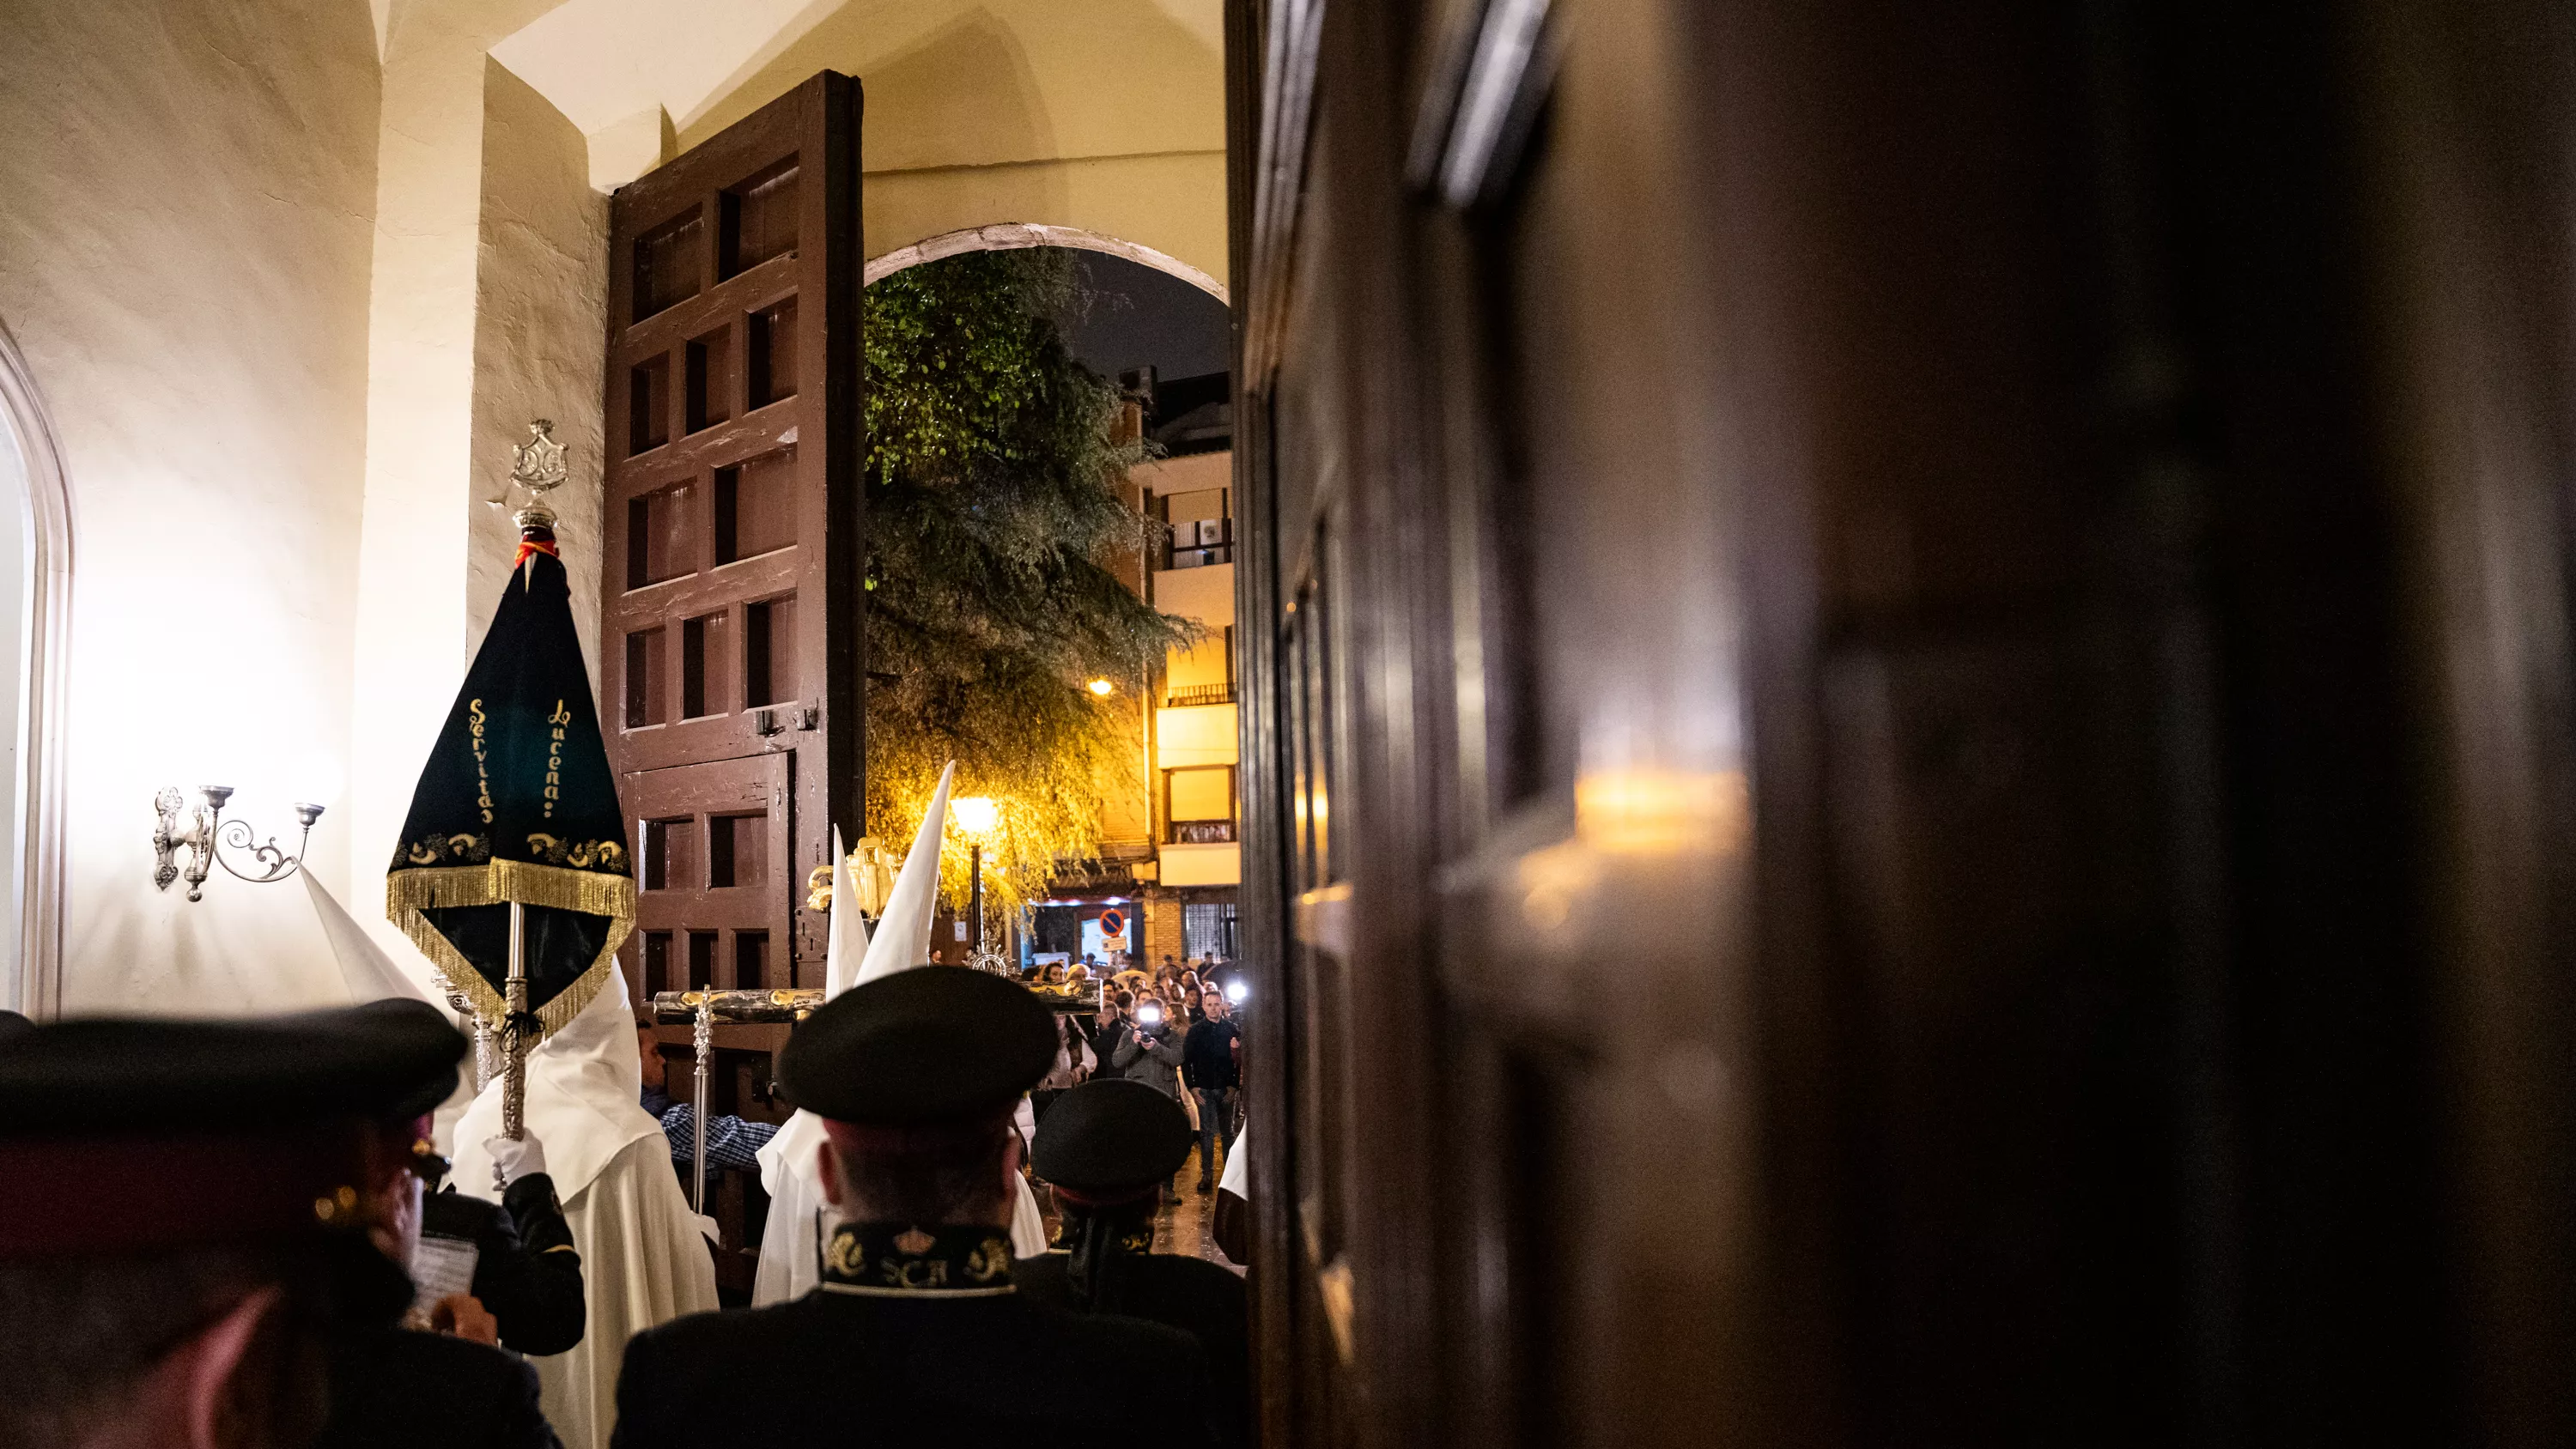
[1055,249,1230,385]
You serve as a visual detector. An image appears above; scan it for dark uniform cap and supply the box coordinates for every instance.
[0,1009,31,1042]
[0,999,465,1259]
[1030,1078,1193,1196]
[0,998,463,1131]
[775,967,1056,1125]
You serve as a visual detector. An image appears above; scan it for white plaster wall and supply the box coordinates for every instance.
[862,153,1231,295]
[468,58,608,673]
[347,2,605,981]
[0,0,383,1012]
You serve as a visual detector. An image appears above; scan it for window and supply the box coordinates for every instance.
[1165,765,1236,844]
[1159,487,1233,569]
[1183,900,1237,959]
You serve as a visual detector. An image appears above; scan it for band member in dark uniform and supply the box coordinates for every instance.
[0,999,556,1449]
[317,1094,567,1449]
[1022,1077,1253,1447]
[611,967,1221,1449]
[420,1130,587,1357]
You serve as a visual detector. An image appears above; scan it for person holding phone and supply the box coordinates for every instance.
[1111,995,1188,1205]
[1114,997,1187,1100]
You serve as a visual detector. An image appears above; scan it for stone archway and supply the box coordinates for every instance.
[865,224,1230,304]
[0,318,73,1017]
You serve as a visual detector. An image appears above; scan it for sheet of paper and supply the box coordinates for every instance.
[410,1232,481,1313]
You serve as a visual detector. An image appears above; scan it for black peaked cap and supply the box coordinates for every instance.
[777,967,1056,1125]
[1031,1077,1193,1193]
[0,1009,30,1042]
[0,998,464,1137]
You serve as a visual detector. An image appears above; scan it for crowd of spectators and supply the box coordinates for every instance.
[1024,953,1245,1201]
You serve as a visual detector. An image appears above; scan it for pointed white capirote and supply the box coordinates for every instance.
[303,871,436,1006]
[855,760,956,985]
[822,825,872,997]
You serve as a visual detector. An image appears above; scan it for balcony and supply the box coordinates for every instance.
[1164,543,1234,569]
[1164,681,1236,708]
[1158,840,1242,887]
[1152,561,1233,628]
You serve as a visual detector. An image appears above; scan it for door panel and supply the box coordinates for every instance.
[627,753,793,996]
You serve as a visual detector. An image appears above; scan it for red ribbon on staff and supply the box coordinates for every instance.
[513,525,560,572]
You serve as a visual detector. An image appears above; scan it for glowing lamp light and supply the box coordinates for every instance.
[1087,678,1115,697]
[951,795,999,837]
[1225,979,1249,1004]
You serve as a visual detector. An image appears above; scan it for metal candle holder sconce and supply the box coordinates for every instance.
[151,786,324,901]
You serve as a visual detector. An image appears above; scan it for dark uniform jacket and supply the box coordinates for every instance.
[611,1225,1219,1449]
[1018,1249,1252,1449]
[422,1173,586,1356]
[317,1325,562,1449]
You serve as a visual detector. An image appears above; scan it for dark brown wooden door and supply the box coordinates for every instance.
[1232,0,2576,1446]
[602,71,862,1008]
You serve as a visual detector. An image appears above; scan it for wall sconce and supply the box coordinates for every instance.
[152,786,324,902]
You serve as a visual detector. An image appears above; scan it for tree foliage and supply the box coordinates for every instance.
[861,247,1193,921]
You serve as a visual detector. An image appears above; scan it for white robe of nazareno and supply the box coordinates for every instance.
[451,966,720,1449]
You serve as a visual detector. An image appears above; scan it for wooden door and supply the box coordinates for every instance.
[602,70,862,1005]
[1230,0,2576,1446]
[602,71,860,1298]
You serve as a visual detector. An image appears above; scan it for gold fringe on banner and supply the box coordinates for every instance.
[387,861,638,1043]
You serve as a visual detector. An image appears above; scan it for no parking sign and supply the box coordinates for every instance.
[1097,907,1127,943]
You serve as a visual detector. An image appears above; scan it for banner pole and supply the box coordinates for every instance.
[503,900,529,1137]
[691,996,713,1213]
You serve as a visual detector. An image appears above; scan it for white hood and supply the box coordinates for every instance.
[821,827,872,995]
[451,964,661,1200]
[304,872,436,1007]
[855,761,954,985]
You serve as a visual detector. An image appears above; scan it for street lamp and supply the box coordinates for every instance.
[951,796,999,955]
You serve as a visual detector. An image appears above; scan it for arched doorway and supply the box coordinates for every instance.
[865,224,1229,304]
[866,230,1241,1007]
[0,318,73,1017]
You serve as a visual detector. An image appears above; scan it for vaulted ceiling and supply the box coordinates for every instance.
[488,0,833,136]
[475,0,1225,166]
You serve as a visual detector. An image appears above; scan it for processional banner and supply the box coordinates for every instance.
[386,514,635,1044]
